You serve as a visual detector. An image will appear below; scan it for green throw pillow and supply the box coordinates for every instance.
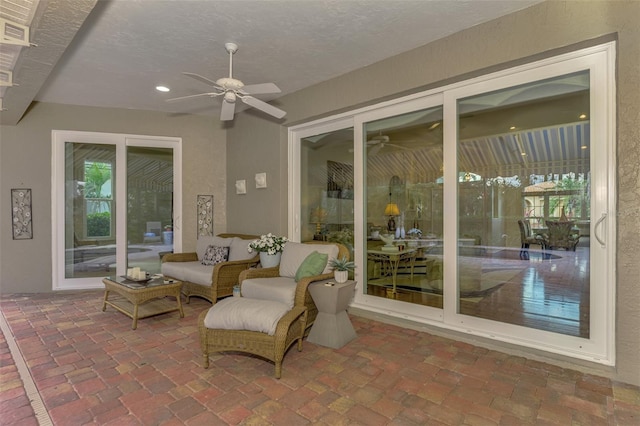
[295,251,328,282]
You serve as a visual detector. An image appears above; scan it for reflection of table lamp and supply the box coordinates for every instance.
[310,206,327,234]
[384,193,400,232]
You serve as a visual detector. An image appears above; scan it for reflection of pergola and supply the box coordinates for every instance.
[366,121,590,185]
[127,156,173,192]
[71,146,173,192]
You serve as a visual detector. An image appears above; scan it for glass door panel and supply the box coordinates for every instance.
[64,142,117,278]
[456,71,591,337]
[363,107,444,307]
[126,146,174,274]
[300,128,355,255]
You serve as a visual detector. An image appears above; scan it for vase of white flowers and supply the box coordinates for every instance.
[248,233,288,268]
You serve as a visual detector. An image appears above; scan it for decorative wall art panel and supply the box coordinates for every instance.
[11,188,33,240]
[197,195,213,237]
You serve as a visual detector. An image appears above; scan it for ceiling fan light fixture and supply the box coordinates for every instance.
[224,91,236,103]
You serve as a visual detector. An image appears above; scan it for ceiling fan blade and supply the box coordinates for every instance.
[240,82,281,95]
[368,144,383,156]
[166,92,220,103]
[183,72,222,89]
[241,96,286,119]
[220,99,236,121]
[387,143,412,150]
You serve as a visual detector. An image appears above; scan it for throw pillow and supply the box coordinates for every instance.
[280,242,339,278]
[201,245,229,266]
[294,251,328,282]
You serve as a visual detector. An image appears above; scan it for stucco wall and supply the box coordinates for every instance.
[0,102,227,293]
[226,1,639,385]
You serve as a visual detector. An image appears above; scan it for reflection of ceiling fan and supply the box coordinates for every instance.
[166,42,286,121]
[366,134,411,156]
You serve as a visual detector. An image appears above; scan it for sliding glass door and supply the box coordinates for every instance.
[53,132,181,290]
[290,43,615,364]
[454,72,592,337]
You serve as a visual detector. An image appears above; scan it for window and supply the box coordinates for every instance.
[83,160,114,239]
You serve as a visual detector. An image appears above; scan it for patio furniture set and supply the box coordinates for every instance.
[101,234,353,378]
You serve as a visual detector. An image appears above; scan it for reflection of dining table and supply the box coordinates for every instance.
[367,248,417,295]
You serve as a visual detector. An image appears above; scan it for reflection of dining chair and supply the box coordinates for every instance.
[542,220,580,251]
[518,219,544,256]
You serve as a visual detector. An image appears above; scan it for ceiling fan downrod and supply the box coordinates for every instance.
[225,42,238,79]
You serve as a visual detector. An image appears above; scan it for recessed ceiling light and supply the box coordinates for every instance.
[581,145,588,150]
[579,113,587,119]
[156,85,170,92]
[510,126,516,130]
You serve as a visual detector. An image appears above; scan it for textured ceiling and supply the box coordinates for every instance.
[1,0,543,125]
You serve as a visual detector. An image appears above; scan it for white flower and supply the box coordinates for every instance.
[248,233,288,253]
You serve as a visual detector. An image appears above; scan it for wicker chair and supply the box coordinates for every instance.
[518,219,544,257]
[542,220,580,251]
[198,241,348,378]
[161,233,259,303]
[238,241,349,330]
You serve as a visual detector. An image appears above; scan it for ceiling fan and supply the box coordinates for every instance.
[365,134,411,156]
[166,42,286,121]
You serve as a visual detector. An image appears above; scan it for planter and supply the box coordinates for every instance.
[259,252,282,268]
[334,270,348,283]
[162,231,173,245]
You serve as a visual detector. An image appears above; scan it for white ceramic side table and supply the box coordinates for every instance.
[307,279,357,349]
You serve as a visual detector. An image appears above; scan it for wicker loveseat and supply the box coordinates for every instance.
[161,233,259,304]
[198,241,348,378]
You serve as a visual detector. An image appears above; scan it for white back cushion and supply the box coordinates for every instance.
[196,236,232,260]
[228,237,257,262]
[279,242,339,278]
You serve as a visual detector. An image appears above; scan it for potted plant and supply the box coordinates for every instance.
[248,233,288,268]
[328,255,355,283]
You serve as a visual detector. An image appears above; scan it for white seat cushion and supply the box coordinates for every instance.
[203,297,289,336]
[279,242,339,278]
[161,261,212,286]
[241,277,297,309]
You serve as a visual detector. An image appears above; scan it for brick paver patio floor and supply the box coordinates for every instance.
[1,291,639,425]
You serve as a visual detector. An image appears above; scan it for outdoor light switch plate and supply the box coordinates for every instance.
[235,179,246,194]
[255,172,267,188]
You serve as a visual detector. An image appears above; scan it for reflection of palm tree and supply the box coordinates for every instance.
[85,163,110,198]
[85,163,112,216]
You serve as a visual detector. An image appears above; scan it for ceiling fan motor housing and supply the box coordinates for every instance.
[216,77,244,91]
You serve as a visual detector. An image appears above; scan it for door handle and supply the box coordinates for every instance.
[594,213,607,248]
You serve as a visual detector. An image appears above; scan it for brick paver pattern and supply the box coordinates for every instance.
[1,291,638,425]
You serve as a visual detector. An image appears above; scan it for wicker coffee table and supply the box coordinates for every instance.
[102,276,184,329]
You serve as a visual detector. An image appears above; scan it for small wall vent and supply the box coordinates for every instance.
[0,18,30,46]
[0,70,13,87]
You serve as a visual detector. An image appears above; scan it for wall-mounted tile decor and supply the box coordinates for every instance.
[11,188,32,240]
[255,172,267,188]
[197,194,213,237]
[235,179,246,195]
